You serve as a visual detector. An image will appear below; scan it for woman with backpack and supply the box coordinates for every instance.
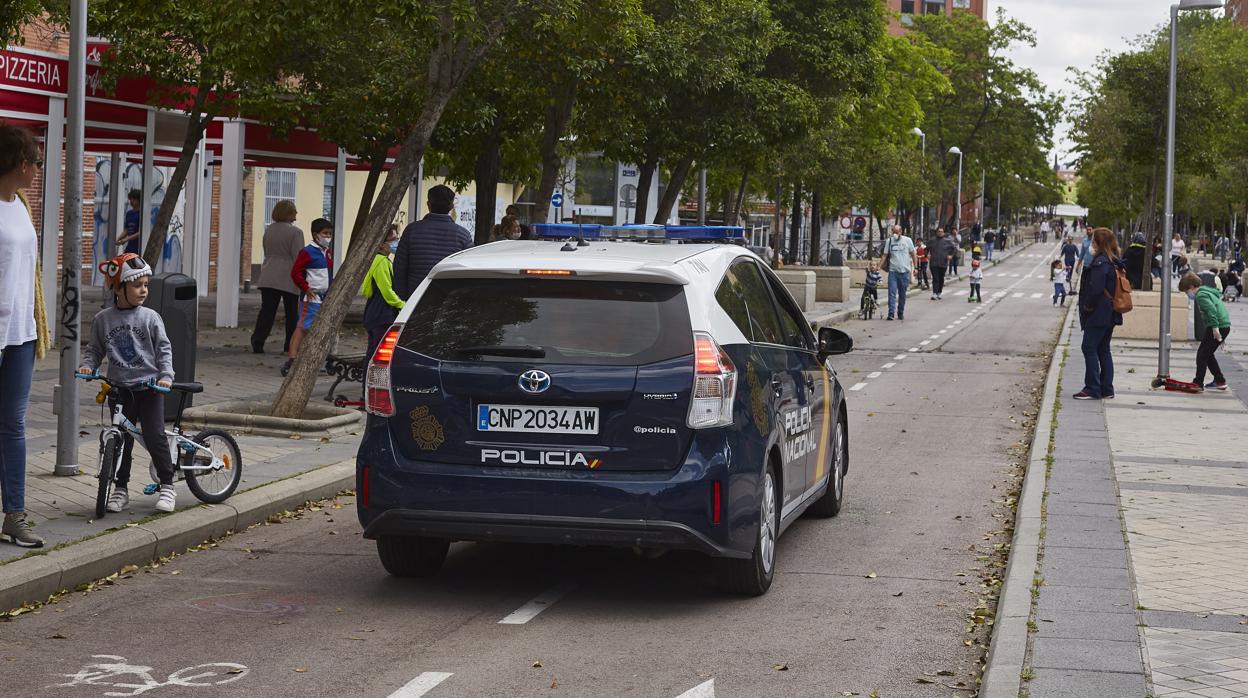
[1074,227,1127,400]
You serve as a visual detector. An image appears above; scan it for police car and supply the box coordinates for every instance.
[356,225,853,595]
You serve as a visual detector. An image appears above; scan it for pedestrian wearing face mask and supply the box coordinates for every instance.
[1073,228,1125,400]
[882,224,917,321]
[1179,273,1231,392]
[361,224,405,360]
[284,218,334,375]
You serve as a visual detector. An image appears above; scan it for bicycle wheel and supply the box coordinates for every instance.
[184,429,243,504]
[95,436,119,519]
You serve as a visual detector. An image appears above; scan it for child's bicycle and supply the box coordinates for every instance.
[75,373,243,519]
[859,288,878,320]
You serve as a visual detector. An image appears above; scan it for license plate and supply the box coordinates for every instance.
[477,404,599,435]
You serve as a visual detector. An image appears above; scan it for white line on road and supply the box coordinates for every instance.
[919,340,931,346]
[945,324,955,329]
[881,363,896,369]
[1012,292,1024,298]
[867,371,882,379]
[675,679,716,698]
[849,382,868,391]
[499,584,577,625]
[938,330,947,334]
[953,289,968,296]
[894,354,907,360]
[908,347,919,352]
[929,334,941,339]
[389,672,454,698]
[1030,293,1043,299]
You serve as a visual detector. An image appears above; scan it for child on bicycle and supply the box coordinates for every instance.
[864,261,881,304]
[968,259,983,303]
[79,253,178,513]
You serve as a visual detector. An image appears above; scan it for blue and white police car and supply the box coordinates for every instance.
[356,225,853,595]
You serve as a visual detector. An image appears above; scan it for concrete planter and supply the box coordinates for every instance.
[183,400,364,438]
[809,266,852,302]
[1117,290,1189,341]
[773,269,816,311]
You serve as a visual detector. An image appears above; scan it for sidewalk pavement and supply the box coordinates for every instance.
[2,304,371,609]
[984,293,1248,696]
[803,240,1036,327]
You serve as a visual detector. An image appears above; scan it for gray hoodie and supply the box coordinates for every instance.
[82,305,175,386]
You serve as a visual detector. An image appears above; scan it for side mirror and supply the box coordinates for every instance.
[818,327,853,358]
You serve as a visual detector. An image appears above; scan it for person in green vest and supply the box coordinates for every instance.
[1179,273,1231,392]
[361,224,405,359]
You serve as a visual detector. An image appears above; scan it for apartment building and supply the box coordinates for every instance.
[885,0,986,35]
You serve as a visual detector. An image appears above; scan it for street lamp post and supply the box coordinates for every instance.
[912,127,925,237]
[949,147,963,237]
[1155,0,1223,387]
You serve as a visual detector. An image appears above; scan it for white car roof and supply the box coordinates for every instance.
[400,240,780,346]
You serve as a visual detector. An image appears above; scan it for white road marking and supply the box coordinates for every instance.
[1010,273,1020,277]
[499,584,576,625]
[953,289,968,296]
[867,371,882,379]
[938,329,947,334]
[919,340,931,346]
[849,382,868,391]
[881,363,896,369]
[675,679,716,698]
[1012,292,1024,298]
[908,347,919,352]
[1030,293,1043,299]
[929,334,941,339]
[894,354,907,360]
[993,291,1007,297]
[389,672,454,698]
[945,324,955,329]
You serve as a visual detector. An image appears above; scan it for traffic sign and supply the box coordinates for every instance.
[551,192,564,208]
[840,216,852,229]
[854,216,867,230]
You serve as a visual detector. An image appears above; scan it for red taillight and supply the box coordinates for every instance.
[365,324,402,417]
[361,466,370,507]
[712,480,722,524]
[694,334,735,375]
[689,332,737,429]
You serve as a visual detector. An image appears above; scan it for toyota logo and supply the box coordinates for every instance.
[518,369,552,394]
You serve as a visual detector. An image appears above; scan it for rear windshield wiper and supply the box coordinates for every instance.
[452,344,547,358]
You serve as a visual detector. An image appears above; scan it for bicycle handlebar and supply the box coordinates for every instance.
[75,373,171,394]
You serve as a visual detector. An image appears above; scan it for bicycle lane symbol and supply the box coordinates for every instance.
[49,655,249,696]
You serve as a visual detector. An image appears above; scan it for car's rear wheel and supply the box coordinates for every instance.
[718,464,778,596]
[806,414,847,518]
[376,535,449,578]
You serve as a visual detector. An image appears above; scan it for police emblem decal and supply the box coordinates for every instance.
[410,406,445,451]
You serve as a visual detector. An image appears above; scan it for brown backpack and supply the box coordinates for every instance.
[1105,265,1133,314]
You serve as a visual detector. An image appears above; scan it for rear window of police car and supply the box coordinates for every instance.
[398,278,693,366]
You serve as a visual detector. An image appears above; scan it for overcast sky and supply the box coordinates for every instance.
[993,0,1176,167]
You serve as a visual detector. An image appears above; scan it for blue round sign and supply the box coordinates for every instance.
[551,192,564,207]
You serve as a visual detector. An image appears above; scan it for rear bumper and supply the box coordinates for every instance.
[362,509,747,558]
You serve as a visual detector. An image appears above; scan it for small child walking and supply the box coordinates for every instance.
[1051,259,1067,306]
[968,259,983,303]
[79,254,178,513]
[1179,273,1232,392]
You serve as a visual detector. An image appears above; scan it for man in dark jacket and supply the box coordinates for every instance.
[926,228,958,300]
[1123,232,1148,290]
[394,185,473,299]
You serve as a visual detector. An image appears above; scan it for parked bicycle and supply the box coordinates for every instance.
[75,373,243,519]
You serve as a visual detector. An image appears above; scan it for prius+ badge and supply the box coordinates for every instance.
[518,369,552,394]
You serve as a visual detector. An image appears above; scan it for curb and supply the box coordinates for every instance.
[0,460,355,613]
[979,303,1074,697]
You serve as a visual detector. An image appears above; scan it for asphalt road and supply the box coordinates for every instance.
[3,243,1068,698]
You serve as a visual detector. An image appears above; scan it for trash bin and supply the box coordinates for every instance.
[147,273,198,421]
[825,248,844,267]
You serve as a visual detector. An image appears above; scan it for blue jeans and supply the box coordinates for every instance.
[985,242,994,260]
[888,270,910,318]
[1081,325,1115,398]
[0,340,35,513]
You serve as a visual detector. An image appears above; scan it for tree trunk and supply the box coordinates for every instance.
[633,158,657,224]
[532,79,577,225]
[788,182,802,265]
[142,110,207,266]
[270,36,474,417]
[653,157,693,224]
[731,170,749,224]
[808,188,822,267]
[473,121,503,245]
[347,151,387,259]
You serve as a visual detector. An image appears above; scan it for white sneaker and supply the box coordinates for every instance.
[155,485,176,513]
[105,488,129,513]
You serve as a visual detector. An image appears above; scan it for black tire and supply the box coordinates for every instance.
[95,436,119,519]
[718,463,779,596]
[806,413,848,518]
[377,535,450,578]
[185,428,243,504]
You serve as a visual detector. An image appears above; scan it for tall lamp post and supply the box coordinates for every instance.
[1155,0,1223,388]
[912,127,925,237]
[949,147,963,236]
